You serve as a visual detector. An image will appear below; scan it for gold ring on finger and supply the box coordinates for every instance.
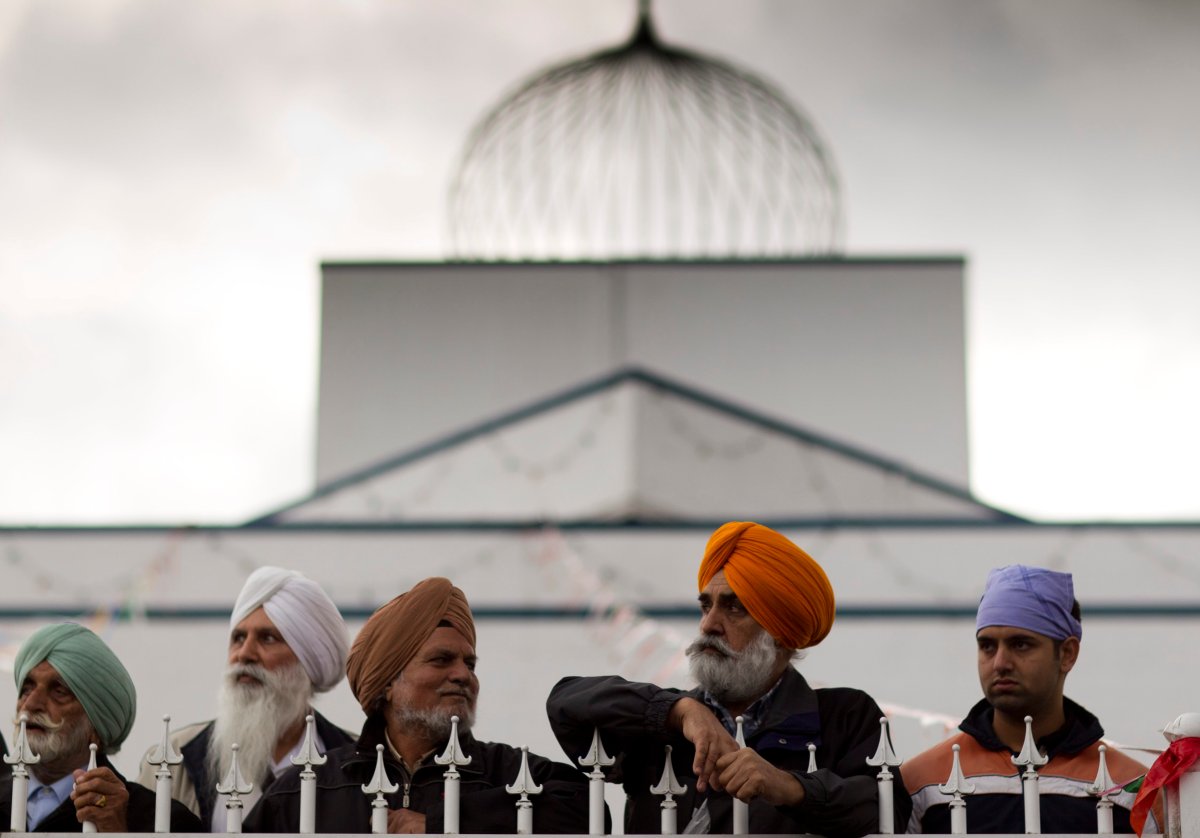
[97,794,107,809]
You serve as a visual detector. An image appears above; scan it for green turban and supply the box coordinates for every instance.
[14,623,137,752]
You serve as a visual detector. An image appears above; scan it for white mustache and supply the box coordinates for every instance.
[14,713,62,731]
[686,635,734,657]
[227,663,269,684]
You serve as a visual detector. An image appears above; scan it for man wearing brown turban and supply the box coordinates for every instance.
[246,577,591,834]
[548,522,909,838]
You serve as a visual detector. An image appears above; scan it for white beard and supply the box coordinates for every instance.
[686,629,783,706]
[15,712,92,769]
[207,662,312,785]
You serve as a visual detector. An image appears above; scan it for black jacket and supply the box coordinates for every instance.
[0,753,201,832]
[546,668,910,838]
[244,713,593,833]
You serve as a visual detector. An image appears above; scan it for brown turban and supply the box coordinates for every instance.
[346,577,476,713]
[697,522,835,650]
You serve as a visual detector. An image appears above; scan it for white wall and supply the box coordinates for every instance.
[313,260,969,493]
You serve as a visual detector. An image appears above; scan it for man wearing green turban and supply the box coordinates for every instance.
[1,623,200,833]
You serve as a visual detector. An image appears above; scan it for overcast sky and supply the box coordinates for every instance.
[1,0,1198,525]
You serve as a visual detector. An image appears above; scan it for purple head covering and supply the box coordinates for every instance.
[976,565,1082,641]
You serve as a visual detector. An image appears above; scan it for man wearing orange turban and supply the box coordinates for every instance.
[246,577,591,835]
[548,522,907,837]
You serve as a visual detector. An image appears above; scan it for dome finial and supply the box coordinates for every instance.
[632,0,658,45]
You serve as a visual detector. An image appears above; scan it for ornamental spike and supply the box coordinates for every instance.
[434,715,474,767]
[216,744,254,796]
[87,743,98,771]
[650,745,687,797]
[735,716,747,748]
[505,746,545,796]
[361,744,399,795]
[866,717,901,767]
[3,714,41,766]
[146,715,183,766]
[1089,745,1116,797]
[806,743,818,773]
[291,714,328,767]
[578,727,615,768]
[1013,716,1049,768]
[938,744,977,796]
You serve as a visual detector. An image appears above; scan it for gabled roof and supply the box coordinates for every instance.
[249,367,1023,527]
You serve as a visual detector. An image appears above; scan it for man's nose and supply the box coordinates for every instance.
[447,661,472,684]
[991,647,1012,672]
[699,608,723,636]
[18,685,47,715]
[232,637,261,664]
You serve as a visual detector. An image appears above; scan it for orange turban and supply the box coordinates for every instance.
[697,522,835,650]
[346,577,476,713]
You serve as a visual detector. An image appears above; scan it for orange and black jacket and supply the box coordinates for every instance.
[904,698,1157,834]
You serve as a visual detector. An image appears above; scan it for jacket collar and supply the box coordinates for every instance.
[960,695,1104,758]
[347,714,486,778]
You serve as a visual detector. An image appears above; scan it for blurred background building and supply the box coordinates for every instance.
[3,6,1197,802]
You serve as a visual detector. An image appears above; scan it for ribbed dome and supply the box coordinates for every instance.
[446,11,843,261]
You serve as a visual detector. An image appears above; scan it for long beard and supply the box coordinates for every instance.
[207,662,312,785]
[686,630,782,705]
[16,712,93,772]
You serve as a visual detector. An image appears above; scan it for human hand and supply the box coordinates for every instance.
[71,767,129,832]
[668,697,739,792]
[386,808,427,834]
[712,748,805,806]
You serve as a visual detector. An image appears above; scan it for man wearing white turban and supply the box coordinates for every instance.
[137,566,353,831]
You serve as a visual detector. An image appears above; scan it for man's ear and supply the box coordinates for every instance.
[1059,636,1080,675]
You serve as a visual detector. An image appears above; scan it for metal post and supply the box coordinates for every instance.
[733,717,749,835]
[361,744,398,835]
[1089,744,1116,834]
[434,715,473,835]
[505,746,544,835]
[82,744,98,833]
[1013,716,1047,834]
[578,728,615,835]
[147,715,183,834]
[4,714,39,832]
[216,743,253,835]
[290,714,327,834]
[938,743,976,836]
[866,716,902,835]
[650,745,687,835]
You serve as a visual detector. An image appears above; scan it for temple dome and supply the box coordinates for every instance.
[446,11,843,261]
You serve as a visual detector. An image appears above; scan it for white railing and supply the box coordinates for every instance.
[4,712,1196,836]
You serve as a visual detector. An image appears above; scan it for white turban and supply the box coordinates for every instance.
[230,567,349,693]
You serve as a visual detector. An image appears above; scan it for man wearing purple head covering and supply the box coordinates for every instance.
[902,565,1155,834]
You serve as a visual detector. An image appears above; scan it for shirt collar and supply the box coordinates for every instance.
[700,673,786,740]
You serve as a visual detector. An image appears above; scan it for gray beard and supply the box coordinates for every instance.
[686,630,783,706]
[392,704,475,743]
[207,662,313,785]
